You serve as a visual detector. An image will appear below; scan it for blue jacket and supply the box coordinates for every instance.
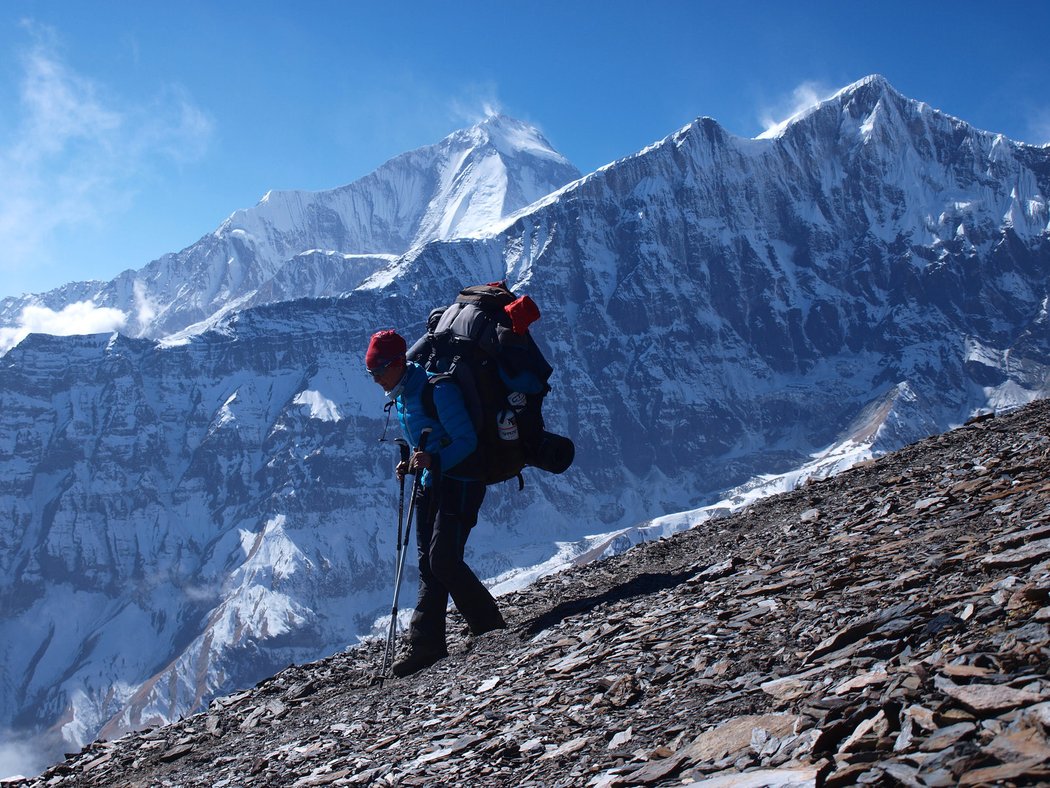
[394,362,477,486]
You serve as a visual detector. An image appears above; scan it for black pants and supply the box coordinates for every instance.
[408,476,502,651]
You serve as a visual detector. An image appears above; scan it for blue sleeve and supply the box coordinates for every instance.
[498,365,545,394]
[430,381,477,471]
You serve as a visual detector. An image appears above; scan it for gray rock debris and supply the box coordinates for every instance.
[14,399,1050,787]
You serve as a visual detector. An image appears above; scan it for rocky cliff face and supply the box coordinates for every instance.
[0,76,1048,768]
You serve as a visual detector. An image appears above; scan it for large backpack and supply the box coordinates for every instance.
[407,281,574,488]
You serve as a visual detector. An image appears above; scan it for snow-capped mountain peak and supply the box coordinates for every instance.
[758,74,903,139]
[0,116,581,344]
[460,113,572,165]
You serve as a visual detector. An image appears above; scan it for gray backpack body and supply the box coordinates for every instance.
[408,282,573,487]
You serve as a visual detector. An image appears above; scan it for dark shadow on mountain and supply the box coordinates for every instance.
[520,570,695,636]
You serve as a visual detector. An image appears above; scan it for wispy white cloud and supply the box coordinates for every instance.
[758,80,835,138]
[448,81,503,125]
[0,300,127,355]
[133,279,159,325]
[0,23,214,290]
[0,728,52,779]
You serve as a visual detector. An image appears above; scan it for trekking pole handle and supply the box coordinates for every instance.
[408,428,432,475]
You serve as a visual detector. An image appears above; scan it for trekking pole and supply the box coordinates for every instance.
[376,428,431,682]
[378,439,410,677]
[393,438,410,552]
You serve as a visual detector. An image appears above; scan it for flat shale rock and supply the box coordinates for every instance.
[13,399,1050,787]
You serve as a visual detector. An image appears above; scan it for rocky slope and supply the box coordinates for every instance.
[13,398,1050,787]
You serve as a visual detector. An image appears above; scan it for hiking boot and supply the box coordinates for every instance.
[391,647,447,677]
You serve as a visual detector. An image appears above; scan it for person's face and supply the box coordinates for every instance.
[369,356,405,390]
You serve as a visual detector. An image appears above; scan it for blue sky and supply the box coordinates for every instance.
[1,0,1048,300]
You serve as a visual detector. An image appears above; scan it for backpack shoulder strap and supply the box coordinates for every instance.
[421,372,454,420]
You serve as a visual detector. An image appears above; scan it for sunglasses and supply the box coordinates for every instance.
[367,358,397,379]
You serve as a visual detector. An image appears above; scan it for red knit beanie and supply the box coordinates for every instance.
[365,330,407,370]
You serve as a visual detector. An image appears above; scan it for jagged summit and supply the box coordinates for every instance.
[837,72,898,100]
[758,74,913,140]
[453,113,572,165]
[754,72,1042,154]
[243,113,573,226]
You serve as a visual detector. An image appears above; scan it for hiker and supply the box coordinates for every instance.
[367,329,506,677]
